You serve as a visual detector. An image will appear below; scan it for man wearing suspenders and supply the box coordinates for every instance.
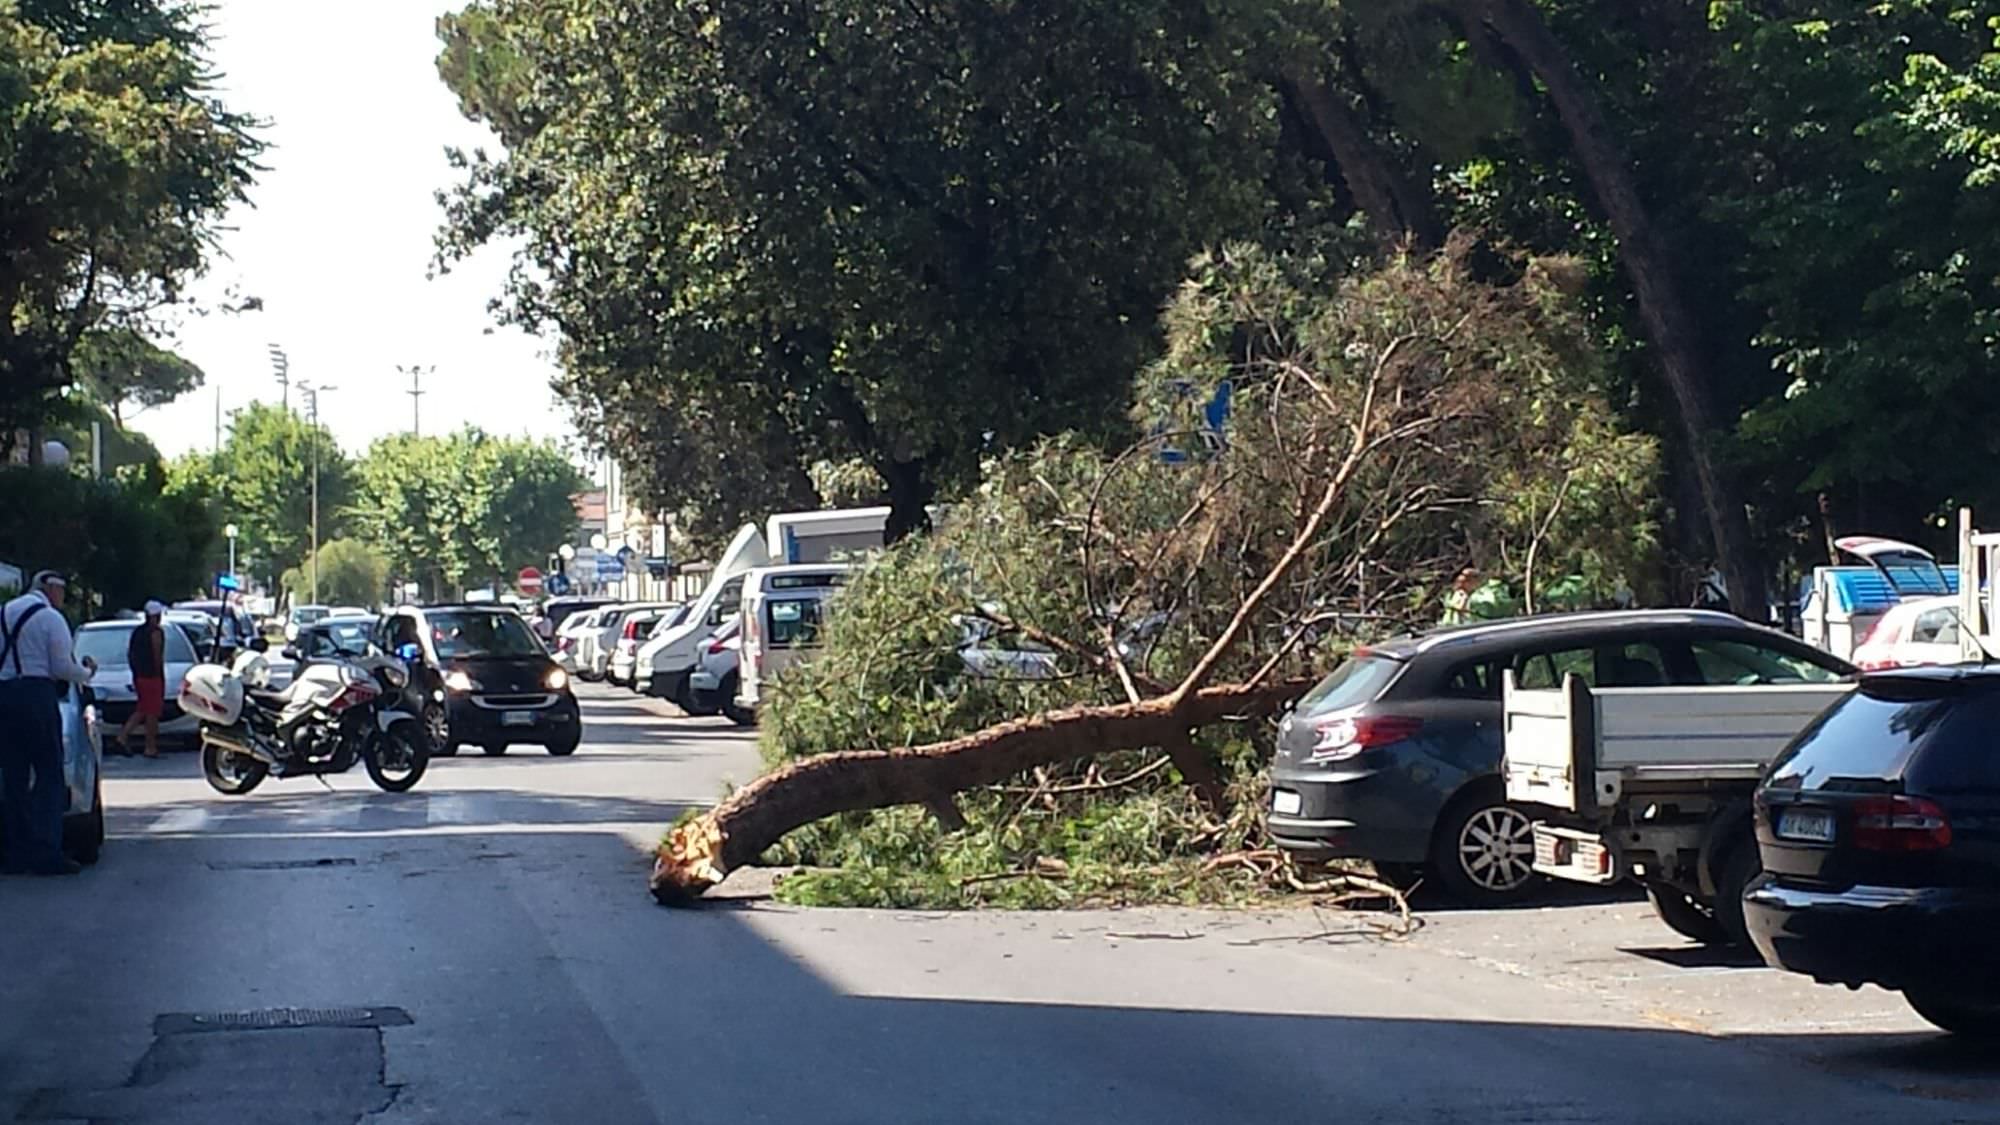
[0,571,97,876]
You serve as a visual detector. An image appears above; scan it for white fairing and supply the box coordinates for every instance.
[232,650,273,689]
[181,664,245,725]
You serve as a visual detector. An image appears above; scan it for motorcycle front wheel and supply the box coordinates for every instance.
[202,740,268,796]
[365,725,430,793]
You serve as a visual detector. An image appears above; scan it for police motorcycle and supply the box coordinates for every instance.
[180,640,430,795]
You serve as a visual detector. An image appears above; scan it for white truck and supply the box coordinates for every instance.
[1502,670,1852,945]
[635,507,894,711]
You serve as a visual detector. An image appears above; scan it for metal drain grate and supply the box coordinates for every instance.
[205,857,358,872]
[155,1006,413,1035]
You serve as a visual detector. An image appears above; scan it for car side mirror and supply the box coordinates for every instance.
[280,646,299,662]
[250,637,270,654]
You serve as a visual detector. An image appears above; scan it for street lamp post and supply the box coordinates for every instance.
[297,383,337,605]
[224,523,239,583]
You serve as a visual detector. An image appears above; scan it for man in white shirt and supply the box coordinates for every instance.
[0,571,98,876]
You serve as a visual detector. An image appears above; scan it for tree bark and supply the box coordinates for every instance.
[1282,72,1442,251]
[650,676,1313,904]
[1457,0,1769,620]
[879,454,935,545]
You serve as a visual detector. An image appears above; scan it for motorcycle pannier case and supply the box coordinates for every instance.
[180,664,244,725]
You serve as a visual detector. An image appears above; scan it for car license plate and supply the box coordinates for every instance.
[1777,808,1835,843]
[1272,789,1302,816]
[502,711,535,728]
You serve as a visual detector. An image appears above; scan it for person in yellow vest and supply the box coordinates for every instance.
[1440,566,1481,626]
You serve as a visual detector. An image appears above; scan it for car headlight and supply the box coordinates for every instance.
[546,669,570,691]
[444,670,479,693]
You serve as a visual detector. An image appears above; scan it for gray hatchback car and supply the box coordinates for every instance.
[1267,610,1852,904]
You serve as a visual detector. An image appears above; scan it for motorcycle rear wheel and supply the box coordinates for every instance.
[202,741,268,796]
[366,726,430,793]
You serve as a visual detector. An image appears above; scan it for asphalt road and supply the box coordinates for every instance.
[4,685,1998,1124]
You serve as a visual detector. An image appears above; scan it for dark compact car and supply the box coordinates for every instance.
[1268,610,1853,904]
[375,604,581,757]
[1746,665,2000,1037]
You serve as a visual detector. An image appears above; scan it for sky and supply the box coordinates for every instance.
[129,1,576,460]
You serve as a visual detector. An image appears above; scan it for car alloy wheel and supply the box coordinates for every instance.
[1455,804,1536,893]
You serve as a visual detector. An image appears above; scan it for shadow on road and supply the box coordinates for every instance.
[105,788,697,835]
[10,813,2000,1124]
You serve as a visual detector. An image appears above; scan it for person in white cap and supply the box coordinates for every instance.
[0,570,96,876]
[118,600,169,759]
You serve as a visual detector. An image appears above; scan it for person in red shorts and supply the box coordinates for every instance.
[119,600,168,759]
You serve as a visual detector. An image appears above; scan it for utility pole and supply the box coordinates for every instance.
[298,382,336,604]
[213,385,222,453]
[267,344,291,411]
[397,363,433,435]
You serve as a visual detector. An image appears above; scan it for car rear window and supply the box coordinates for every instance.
[1297,653,1402,715]
[1901,689,2000,794]
[1765,681,1957,790]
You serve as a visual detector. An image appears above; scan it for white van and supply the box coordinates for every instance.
[736,565,852,712]
[635,523,769,709]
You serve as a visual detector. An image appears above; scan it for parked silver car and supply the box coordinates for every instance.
[72,619,202,745]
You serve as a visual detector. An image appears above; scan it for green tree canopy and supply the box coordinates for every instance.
[281,538,389,609]
[350,429,583,597]
[435,0,1345,540]
[174,402,354,587]
[0,0,260,445]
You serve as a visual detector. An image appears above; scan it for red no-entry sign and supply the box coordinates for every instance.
[518,566,544,593]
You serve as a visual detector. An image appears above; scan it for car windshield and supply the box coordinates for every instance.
[77,624,196,668]
[169,617,216,651]
[292,606,329,625]
[428,611,545,659]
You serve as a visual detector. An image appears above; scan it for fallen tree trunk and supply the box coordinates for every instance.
[650,676,1314,905]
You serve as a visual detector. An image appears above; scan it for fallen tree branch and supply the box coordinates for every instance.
[651,676,1315,904]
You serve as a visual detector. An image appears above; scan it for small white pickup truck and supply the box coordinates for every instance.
[1502,671,1851,944]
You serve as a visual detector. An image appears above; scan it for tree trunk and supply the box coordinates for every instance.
[879,455,934,545]
[1282,72,1441,251]
[650,676,1313,904]
[1458,0,1768,621]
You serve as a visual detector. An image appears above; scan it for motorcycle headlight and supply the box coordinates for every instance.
[546,669,570,691]
[444,670,479,693]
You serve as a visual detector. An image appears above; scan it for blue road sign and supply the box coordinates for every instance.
[547,573,572,596]
[216,573,241,592]
[596,554,626,581]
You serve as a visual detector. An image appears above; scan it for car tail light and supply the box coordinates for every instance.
[1852,795,1952,852]
[707,635,729,655]
[1307,714,1422,763]
[624,620,643,640]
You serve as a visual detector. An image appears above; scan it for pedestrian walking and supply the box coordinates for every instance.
[0,571,97,876]
[118,600,168,759]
